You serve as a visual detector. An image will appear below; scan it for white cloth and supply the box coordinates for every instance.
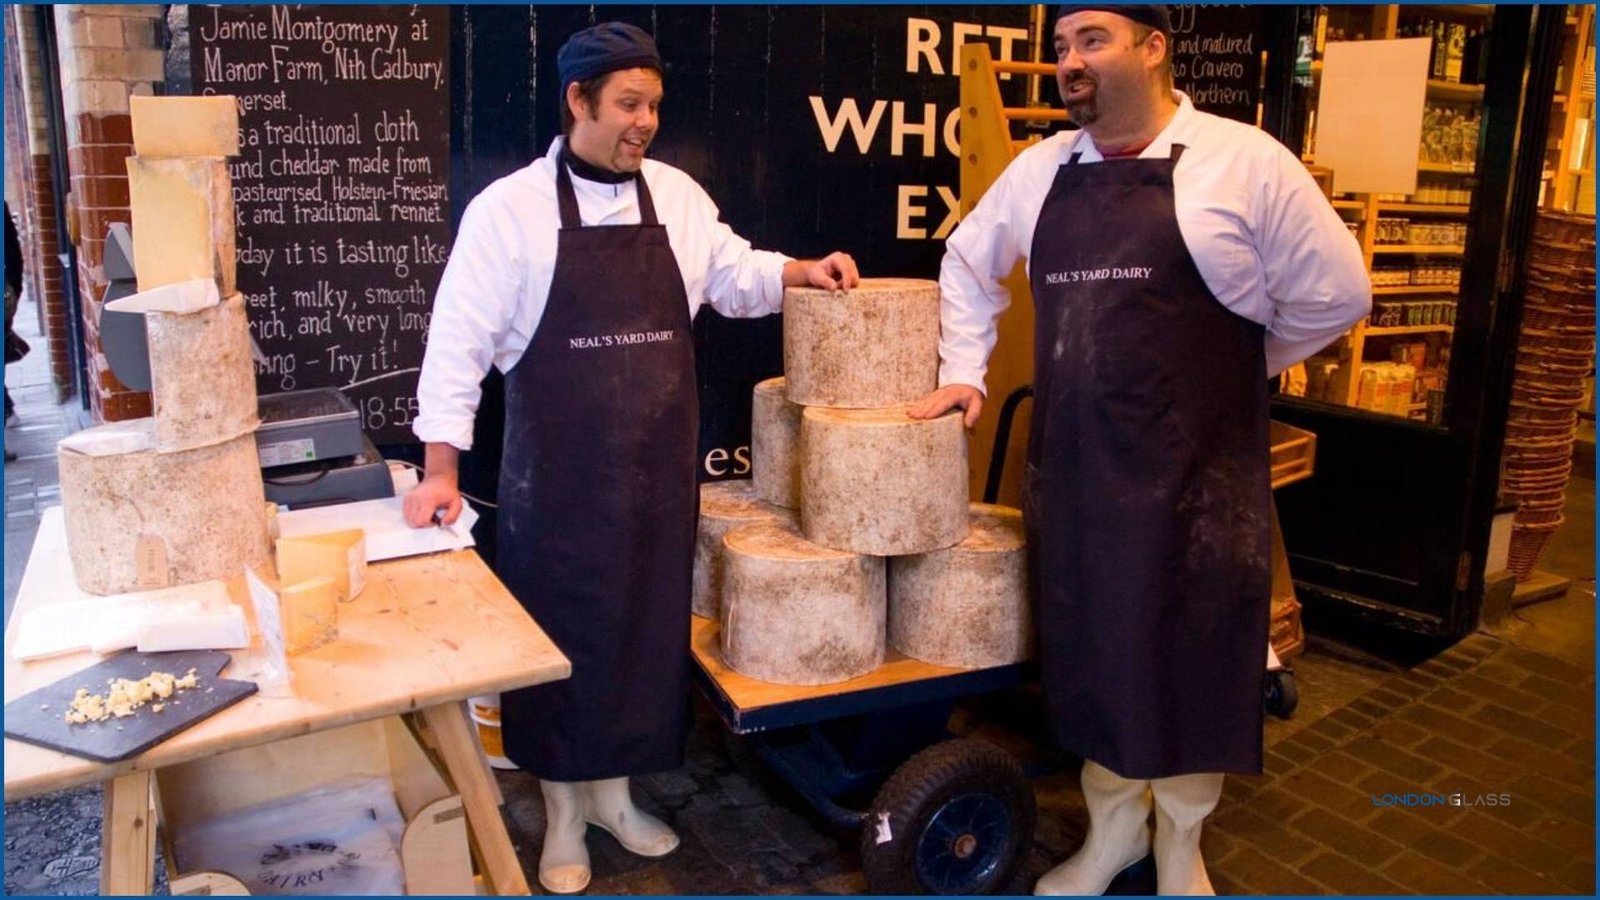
[937,93,1372,392]
[413,137,792,449]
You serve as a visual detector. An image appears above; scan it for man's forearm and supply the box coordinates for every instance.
[424,441,461,483]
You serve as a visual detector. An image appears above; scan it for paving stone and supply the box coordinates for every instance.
[1396,703,1498,750]
[1309,749,1373,785]
[1422,686,1480,714]
[1271,743,1313,769]
[1556,856,1597,894]
[1451,809,1583,875]
[1365,687,1413,712]
[1344,735,1445,783]
[1517,673,1598,714]
[1468,852,1566,894]
[1487,735,1593,787]
[1472,701,1574,749]
[1453,671,1552,715]
[1310,715,1356,742]
[1219,844,1326,895]
[1411,825,1481,868]
[1411,735,1522,785]
[1381,849,1492,894]
[1499,646,1590,686]
[1473,658,1536,689]
[1287,806,1403,867]
[1212,804,1319,862]
[1507,772,1594,825]
[1280,768,1379,820]
[1326,707,1375,732]
[1299,849,1410,895]
[1359,804,1456,848]
[1348,697,1392,720]
[1370,717,1430,749]
[1289,729,1336,754]
[1522,809,1598,861]
[1247,785,1313,823]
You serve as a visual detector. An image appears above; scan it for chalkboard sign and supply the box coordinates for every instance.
[191,5,450,443]
[1170,5,1266,124]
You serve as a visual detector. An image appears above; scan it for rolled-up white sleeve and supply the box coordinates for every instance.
[1255,144,1372,377]
[937,172,1022,396]
[692,184,791,319]
[412,197,524,450]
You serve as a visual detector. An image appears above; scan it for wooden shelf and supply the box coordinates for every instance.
[1332,199,1366,211]
[1372,284,1460,296]
[1372,244,1466,255]
[1427,79,1486,101]
[1377,202,1471,215]
[1418,161,1476,174]
[1365,324,1455,336]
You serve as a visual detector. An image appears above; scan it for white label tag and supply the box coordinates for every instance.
[873,811,894,845]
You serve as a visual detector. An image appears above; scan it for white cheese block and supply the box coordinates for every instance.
[280,575,339,655]
[692,480,793,619]
[145,292,260,453]
[58,422,272,595]
[103,277,219,315]
[783,278,940,408]
[126,156,236,294]
[131,95,240,158]
[751,377,802,509]
[276,529,367,603]
[889,503,1033,668]
[721,520,885,685]
[800,406,970,555]
[136,604,251,653]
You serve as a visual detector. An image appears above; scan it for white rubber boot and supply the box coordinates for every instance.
[582,777,680,858]
[1151,773,1225,896]
[538,780,591,894]
[1035,760,1152,896]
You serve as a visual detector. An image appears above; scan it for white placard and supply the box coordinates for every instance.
[1314,38,1433,195]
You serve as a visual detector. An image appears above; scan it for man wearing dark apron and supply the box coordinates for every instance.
[405,23,858,893]
[912,5,1370,895]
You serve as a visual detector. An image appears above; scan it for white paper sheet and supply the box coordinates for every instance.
[276,496,479,561]
[1314,38,1433,195]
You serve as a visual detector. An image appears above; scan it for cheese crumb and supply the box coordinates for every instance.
[65,668,201,724]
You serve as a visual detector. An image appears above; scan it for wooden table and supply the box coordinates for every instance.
[5,507,571,895]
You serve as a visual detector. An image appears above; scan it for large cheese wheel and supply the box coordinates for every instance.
[783,278,939,408]
[721,521,885,685]
[890,503,1033,668]
[58,420,272,595]
[692,480,793,619]
[146,292,260,453]
[800,407,969,555]
[751,377,802,509]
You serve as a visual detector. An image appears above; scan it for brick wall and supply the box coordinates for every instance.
[52,3,163,422]
[6,7,74,404]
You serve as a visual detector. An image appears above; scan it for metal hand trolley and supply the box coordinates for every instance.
[690,387,1317,894]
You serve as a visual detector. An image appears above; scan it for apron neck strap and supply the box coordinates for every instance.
[556,159,661,229]
[1067,142,1187,166]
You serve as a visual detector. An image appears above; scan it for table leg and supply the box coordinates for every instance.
[420,701,530,895]
[100,770,156,895]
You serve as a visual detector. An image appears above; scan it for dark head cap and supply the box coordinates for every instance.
[1055,5,1173,34]
[557,22,663,92]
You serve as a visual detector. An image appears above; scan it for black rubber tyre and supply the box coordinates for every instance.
[859,738,1036,895]
[1264,668,1300,719]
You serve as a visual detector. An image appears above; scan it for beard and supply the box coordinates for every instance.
[1060,72,1100,126]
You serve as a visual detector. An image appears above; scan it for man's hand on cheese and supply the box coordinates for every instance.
[909,384,985,429]
[403,442,464,527]
[782,251,861,292]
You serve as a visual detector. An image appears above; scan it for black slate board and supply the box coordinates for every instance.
[4,650,257,763]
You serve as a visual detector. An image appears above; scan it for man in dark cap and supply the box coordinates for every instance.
[911,4,1369,894]
[404,20,857,895]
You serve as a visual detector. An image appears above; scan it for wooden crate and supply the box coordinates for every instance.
[154,715,473,896]
[1269,420,1318,490]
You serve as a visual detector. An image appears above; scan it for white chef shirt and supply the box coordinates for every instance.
[938,92,1372,392]
[413,137,793,450]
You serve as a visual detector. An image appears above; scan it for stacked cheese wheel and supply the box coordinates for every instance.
[694,278,1032,686]
[59,97,272,595]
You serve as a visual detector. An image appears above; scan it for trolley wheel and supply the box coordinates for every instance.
[860,738,1035,895]
[1264,667,1299,719]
